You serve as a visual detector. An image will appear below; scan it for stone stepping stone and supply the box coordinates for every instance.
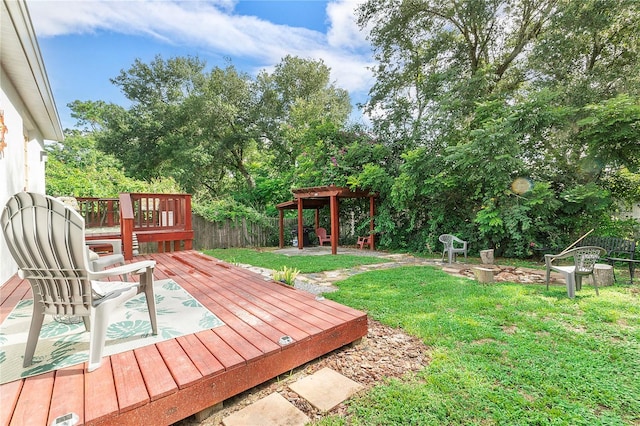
[288,367,363,412]
[222,392,309,426]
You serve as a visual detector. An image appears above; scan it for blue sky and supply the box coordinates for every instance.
[27,0,375,130]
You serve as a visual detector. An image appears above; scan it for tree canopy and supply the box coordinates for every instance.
[50,3,640,256]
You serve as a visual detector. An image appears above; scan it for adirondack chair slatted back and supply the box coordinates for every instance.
[2,192,92,317]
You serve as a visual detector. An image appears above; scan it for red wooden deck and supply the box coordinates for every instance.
[0,251,367,426]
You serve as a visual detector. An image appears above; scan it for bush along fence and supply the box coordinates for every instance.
[192,215,358,249]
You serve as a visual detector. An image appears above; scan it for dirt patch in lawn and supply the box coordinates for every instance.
[458,265,548,284]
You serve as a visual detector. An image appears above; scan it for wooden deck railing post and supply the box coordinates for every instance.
[106,199,115,227]
[184,195,192,250]
[119,193,135,260]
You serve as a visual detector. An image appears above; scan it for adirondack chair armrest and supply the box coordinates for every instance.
[89,260,155,280]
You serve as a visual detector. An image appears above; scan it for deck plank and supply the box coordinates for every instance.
[84,359,118,424]
[186,255,360,323]
[155,338,203,389]
[176,334,225,377]
[48,364,85,426]
[0,274,22,305]
[180,254,346,330]
[10,372,54,426]
[193,329,245,370]
[0,275,30,322]
[0,380,23,426]
[134,344,178,401]
[111,351,150,412]
[170,276,283,357]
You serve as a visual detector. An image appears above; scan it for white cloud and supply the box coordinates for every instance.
[326,0,369,50]
[27,0,373,108]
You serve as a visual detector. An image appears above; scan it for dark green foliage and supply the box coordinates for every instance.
[46,130,180,197]
[352,0,640,254]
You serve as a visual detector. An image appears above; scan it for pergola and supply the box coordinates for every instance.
[276,185,377,254]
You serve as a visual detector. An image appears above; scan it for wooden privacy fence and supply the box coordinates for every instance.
[193,215,291,249]
[193,215,359,249]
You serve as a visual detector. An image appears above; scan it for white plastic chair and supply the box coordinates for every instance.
[545,246,607,298]
[1,192,157,372]
[439,234,468,264]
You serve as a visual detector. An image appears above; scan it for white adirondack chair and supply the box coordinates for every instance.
[1,192,157,372]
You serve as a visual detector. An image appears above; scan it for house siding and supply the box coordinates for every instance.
[1,0,62,286]
[1,69,48,284]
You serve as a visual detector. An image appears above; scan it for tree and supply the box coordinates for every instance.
[176,64,259,195]
[254,55,352,168]
[577,94,640,173]
[96,55,206,181]
[357,0,640,252]
[358,0,557,150]
[45,130,180,197]
[86,54,354,209]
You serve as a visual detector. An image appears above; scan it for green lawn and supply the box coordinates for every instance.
[321,266,640,425]
[203,248,389,273]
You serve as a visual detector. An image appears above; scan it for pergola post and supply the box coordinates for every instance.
[369,195,375,251]
[277,186,377,255]
[278,209,284,248]
[330,195,339,255]
[297,197,304,250]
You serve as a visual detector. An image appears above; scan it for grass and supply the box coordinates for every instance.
[318,267,640,425]
[202,248,389,273]
[202,248,638,424]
